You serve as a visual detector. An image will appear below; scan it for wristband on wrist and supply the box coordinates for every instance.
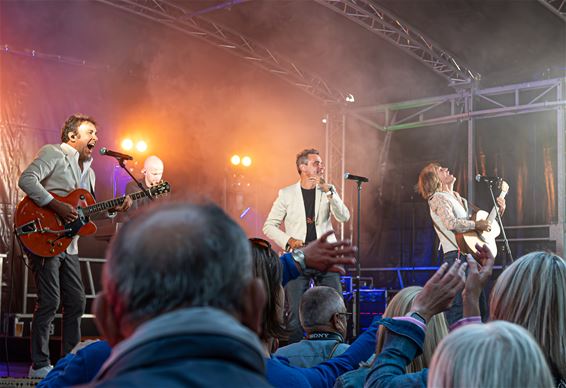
[291,249,307,272]
[409,311,427,324]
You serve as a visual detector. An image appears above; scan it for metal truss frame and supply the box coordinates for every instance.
[96,0,348,104]
[538,0,566,21]
[325,112,347,239]
[313,0,480,86]
[348,77,566,255]
[351,78,566,131]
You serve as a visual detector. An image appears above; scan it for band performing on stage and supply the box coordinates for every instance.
[3,2,565,386]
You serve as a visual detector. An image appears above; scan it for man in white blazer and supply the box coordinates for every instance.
[18,114,131,378]
[263,149,350,342]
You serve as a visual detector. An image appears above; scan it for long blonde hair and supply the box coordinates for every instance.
[417,162,442,200]
[428,321,554,388]
[375,286,448,372]
[490,251,566,381]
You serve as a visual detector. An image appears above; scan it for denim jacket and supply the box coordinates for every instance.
[364,318,428,388]
[275,339,350,368]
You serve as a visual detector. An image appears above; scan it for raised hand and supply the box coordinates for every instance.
[464,244,495,299]
[410,260,467,322]
[302,230,356,274]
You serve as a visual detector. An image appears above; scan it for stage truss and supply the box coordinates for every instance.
[314,0,480,86]
[96,0,348,104]
[326,77,566,256]
[538,0,566,21]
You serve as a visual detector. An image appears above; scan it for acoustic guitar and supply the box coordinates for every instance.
[455,180,509,258]
[15,181,170,257]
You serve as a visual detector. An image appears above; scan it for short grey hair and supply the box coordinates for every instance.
[299,286,345,328]
[429,321,554,387]
[295,148,319,174]
[104,201,252,323]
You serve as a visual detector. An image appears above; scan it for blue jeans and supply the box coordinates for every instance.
[443,251,488,325]
[284,270,342,343]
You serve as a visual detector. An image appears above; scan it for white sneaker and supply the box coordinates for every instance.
[28,364,53,379]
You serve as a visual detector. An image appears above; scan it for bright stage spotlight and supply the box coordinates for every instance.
[241,156,252,167]
[231,155,241,166]
[136,140,148,153]
[121,138,133,151]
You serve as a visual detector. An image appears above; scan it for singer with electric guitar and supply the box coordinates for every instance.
[17,114,133,378]
[417,163,506,325]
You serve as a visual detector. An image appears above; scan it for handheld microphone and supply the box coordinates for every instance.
[99,147,133,161]
[475,174,502,184]
[344,173,369,183]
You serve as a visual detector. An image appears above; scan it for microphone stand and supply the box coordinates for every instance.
[350,179,366,338]
[487,181,512,264]
[117,158,155,201]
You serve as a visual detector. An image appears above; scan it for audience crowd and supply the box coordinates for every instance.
[36,201,565,387]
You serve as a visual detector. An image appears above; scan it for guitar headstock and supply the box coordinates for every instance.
[150,181,171,196]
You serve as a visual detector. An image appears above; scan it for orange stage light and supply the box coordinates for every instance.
[242,156,252,167]
[231,155,241,166]
[121,138,133,151]
[136,140,148,153]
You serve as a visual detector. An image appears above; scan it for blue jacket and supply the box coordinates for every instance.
[266,318,379,388]
[91,307,270,387]
[365,318,428,388]
[38,340,111,388]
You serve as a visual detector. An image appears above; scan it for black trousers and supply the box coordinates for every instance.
[443,251,488,325]
[29,252,86,368]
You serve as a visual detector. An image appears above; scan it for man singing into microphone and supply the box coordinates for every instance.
[18,114,132,378]
[417,162,505,324]
[263,148,350,343]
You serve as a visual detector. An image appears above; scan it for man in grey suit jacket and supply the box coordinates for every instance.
[18,114,131,378]
[263,148,350,343]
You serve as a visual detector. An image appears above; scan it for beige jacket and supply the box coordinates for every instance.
[263,181,350,250]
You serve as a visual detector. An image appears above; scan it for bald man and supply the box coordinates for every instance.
[125,155,165,211]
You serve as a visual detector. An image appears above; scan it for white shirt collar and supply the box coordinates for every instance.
[60,142,93,171]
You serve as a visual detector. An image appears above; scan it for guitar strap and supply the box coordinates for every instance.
[90,180,96,201]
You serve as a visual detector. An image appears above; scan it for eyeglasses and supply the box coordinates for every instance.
[249,237,272,250]
[336,312,352,318]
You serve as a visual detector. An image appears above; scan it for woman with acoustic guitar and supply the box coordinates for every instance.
[417,162,505,325]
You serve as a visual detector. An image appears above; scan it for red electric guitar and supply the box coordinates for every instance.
[14,181,170,257]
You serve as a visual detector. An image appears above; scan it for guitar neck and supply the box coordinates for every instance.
[487,189,508,222]
[83,189,153,216]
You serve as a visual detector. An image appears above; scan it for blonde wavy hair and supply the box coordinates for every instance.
[375,286,448,372]
[490,251,566,382]
[428,321,554,387]
[417,162,442,200]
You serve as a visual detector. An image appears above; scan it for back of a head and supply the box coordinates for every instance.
[490,251,566,380]
[105,201,252,324]
[249,239,287,341]
[376,286,448,372]
[428,321,554,388]
[299,286,345,330]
